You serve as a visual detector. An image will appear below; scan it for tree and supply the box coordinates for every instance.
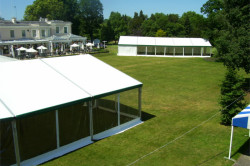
[108,12,130,43]
[99,20,114,42]
[201,0,227,45]
[180,12,206,37]
[216,0,250,73]
[201,0,224,16]
[129,10,147,35]
[24,0,64,20]
[78,0,103,41]
[155,29,166,37]
[60,0,79,34]
[219,67,246,125]
[0,17,4,20]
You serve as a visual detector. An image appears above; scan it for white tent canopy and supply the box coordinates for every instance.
[0,54,142,119]
[16,47,27,51]
[118,36,212,47]
[37,45,47,50]
[70,43,80,47]
[0,54,142,166]
[118,36,212,57]
[42,55,141,98]
[0,59,91,119]
[26,48,38,53]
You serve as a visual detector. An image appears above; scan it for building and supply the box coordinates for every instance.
[118,36,212,57]
[0,18,86,56]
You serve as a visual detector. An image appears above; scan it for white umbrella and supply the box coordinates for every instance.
[70,43,79,47]
[16,47,27,51]
[37,46,47,50]
[86,43,94,50]
[16,47,27,56]
[86,43,94,47]
[26,48,38,53]
[37,46,47,53]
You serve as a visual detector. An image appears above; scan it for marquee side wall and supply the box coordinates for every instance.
[118,46,137,56]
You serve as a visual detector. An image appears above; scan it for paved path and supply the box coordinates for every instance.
[233,154,250,166]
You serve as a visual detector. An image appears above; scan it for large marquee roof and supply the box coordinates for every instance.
[118,36,212,47]
[0,55,142,120]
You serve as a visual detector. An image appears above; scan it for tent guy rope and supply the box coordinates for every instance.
[127,91,249,166]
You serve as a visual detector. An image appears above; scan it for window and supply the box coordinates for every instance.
[10,30,15,38]
[64,27,68,33]
[56,27,60,33]
[22,30,26,38]
[48,29,51,36]
[41,30,46,37]
[32,30,37,37]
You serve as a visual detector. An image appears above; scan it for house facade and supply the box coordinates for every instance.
[0,17,72,41]
[0,18,86,56]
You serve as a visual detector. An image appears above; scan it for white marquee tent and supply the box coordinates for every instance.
[0,55,142,166]
[118,36,212,57]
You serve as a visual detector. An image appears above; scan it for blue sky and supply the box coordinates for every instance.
[0,0,208,20]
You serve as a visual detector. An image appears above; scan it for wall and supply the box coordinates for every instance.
[118,46,137,56]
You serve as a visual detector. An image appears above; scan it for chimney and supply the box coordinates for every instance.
[11,17,17,24]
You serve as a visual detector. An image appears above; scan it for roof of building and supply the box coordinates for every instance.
[0,34,86,45]
[118,36,212,47]
[0,18,71,27]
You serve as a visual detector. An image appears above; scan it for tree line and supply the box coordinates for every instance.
[22,0,250,124]
[23,0,208,41]
[23,0,249,70]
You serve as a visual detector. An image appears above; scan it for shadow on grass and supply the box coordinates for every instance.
[141,111,156,121]
[232,138,250,157]
[40,99,155,165]
[196,138,249,166]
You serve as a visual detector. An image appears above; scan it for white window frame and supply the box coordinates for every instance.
[64,27,68,33]
[32,30,37,38]
[10,30,15,38]
[56,27,60,34]
[41,30,46,37]
[22,30,26,38]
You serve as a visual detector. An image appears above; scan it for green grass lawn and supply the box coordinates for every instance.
[42,45,249,166]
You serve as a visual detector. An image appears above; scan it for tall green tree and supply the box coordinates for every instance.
[24,0,64,20]
[219,68,246,125]
[201,0,227,45]
[109,12,130,42]
[60,0,79,34]
[180,11,206,37]
[78,0,103,41]
[99,20,114,42]
[129,10,147,35]
[216,0,250,73]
